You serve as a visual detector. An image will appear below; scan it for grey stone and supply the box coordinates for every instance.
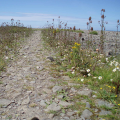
[42,118,51,120]
[58,101,74,107]
[77,88,92,97]
[86,102,91,108]
[68,83,80,86]
[36,66,44,71]
[44,102,61,112]
[62,76,71,81]
[21,97,30,105]
[52,86,63,93]
[53,116,61,120]
[70,87,76,92]
[99,110,112,115]
[70,116,75,120]
[95,99,114,108]
[57,95,64,99]
[60,113,65,117]
[12,92,21,99]
[76,117,85,120]
[40,100,46,107]
[46,57,54,62]
[48,114,54,118]
[81,109,93,119]
[30,81,36,84]
[0,99,12,108]
[63,116,69,120]
[67,111,75,116]
[42,88,52,94]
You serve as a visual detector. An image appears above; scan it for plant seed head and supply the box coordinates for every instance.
[101,15,104,19]
[87,22,89,25]
[79,32,82,37]
[73,26,76,31]
[101,9,105,12]
[91,27,93,31]
[89,17,91,21]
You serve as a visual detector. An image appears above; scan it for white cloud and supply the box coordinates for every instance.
[0,12,117,30]
[0,12,88,22]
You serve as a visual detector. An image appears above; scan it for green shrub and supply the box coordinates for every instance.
[89,31,98,35]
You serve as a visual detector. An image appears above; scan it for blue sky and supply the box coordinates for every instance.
[0,0,120,31]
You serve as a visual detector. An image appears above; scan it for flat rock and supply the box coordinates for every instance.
[42,88,52,94]
[40,100,47,107]
[57,95,64,99]
[61,76,71,81]
[99,110,112,115]
[68,83,80,86]
[12,92,21,99]
[58,101,74,107]
[67,111,75,116]
[52,86,63,93]
[44,102,61,112]
[95,99,114,108]
[81,109,93,119]
[77,88,92,97]
[21,96,30,105]
[0,99,12,108]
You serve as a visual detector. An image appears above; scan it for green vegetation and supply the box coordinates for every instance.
[0,19,33,74]
[89,31,98,35]
[41,9,120,119]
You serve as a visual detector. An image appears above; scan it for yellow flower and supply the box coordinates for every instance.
[75,42,77,45]
[115,95,117,97]
[100,88,102,89]
[72,46,76,49]
[118,104,120,106]
[113,87,115,89]
[90,65,91,66]
[106,85,108,86]
[108,86,111,88]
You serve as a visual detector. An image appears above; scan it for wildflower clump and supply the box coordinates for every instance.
[70,42,81,67]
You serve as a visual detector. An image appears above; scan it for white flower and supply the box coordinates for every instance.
[113,68,116,72]
[72,70,75,74]
[36,66,39,69]
[5,56,8,59]
[88,73,91,76]
[47,37,48,38]
[110,62,113,66]
[106,58,108,61]
[81,79,84,82]
[115,62,119,66]
[98,76,102,80]
[110,79,113,81]
[116,66,119,70]
[93,77,97,79]
[87,69,90,72]
[24,56,26,58]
